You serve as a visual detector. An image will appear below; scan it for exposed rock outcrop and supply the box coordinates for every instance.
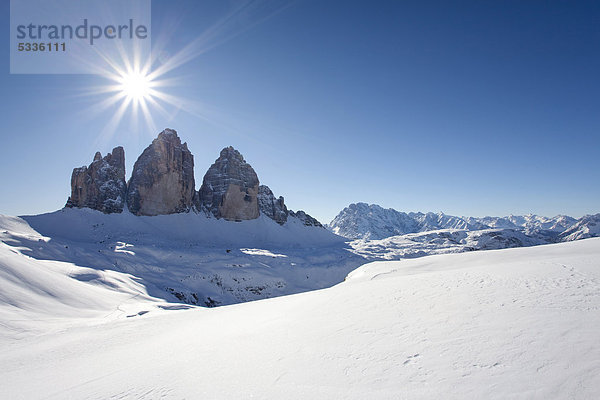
[198,146,259,221]
[127,129,195,216]
[290,210,323,227]
[258,185,288,225]
[64,131,325,226]
[65,147,127,213]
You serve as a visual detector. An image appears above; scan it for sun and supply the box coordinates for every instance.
[118,71,152,102]
[82,0,291,141]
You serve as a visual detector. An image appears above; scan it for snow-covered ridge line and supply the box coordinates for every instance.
[1,206,594,312]
[0,209,363,313]
[329,202,599,241]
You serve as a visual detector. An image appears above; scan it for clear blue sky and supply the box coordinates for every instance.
[1,0,599,223]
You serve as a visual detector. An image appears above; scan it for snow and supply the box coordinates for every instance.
[560,214,600,241]
[240,248,288,257]
[0,235,599,399]
[329,203,583,241]
[22,207,341,248]
[0,209,364,309]
[347,228,549,260]
[0,235,167,336]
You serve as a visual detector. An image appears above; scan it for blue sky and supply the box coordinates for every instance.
[1,0,599,223]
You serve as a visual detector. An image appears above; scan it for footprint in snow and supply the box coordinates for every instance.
[403,353,420,365]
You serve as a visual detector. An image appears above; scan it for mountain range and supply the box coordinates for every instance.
[66,128,322,227]
[0,129,357,308]
[1,130,597,308]
[328,202,598,242]
[2,129,600,398]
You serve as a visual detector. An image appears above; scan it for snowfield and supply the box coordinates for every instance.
[0,209,365,311]
[1,225,599,398]
[347,228,549,261]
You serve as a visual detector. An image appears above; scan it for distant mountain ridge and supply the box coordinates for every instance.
[559,214,600,241]
[328,202,595,242]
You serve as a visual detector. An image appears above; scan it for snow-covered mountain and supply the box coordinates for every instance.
[2,128,597,312]
[1,208,586,310]
[1,235,599,398]
[328,203,485,240]
[329,202,587,241]
[1,127,599,397]
[465,214,577,234]
[1,207,585,311]
[0,209,362,310]
[15,130,357,308]
[2,129,596,311]
[559,213,600,241]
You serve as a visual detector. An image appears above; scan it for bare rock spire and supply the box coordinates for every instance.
[127,129,195,216]
[65,147,127,213]
[258,185,288,225]
[198,146,260,221]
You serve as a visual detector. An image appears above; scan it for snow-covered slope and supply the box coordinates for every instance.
[329,203,582,240]
[348,228,549,261]
[1,238,598,399]
[0,222,170,335]
[0,209,364,310]
[22,208,341,248]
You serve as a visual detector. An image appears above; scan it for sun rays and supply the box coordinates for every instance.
[74,0,293,146]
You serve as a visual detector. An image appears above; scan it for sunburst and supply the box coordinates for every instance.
[118,71,152,102]
[77,0,292,143]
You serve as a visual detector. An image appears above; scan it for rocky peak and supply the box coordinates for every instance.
[290,210,323,227]
[63,132,325,227]
[65,146,127,213]
[198,146,260,221]
[258,185,288,225]
[220,146,244,161]
[127,129,195,216]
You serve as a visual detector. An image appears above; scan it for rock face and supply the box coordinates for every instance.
[127,129,195,216]
[258,185,288,225]
[290,210,323,227]
[64,131,326,226]
[198,146,259,221]
[65,147,127,213]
